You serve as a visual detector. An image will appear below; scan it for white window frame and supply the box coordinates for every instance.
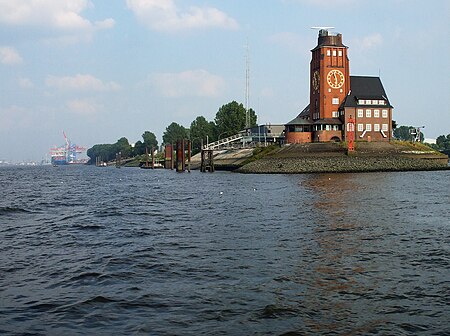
[332,98,339,105]
[382,109,388,118]
[382,123,388,131]
[332,50,337,56]
[358,99,365,105]
[357,109,363,118]
[357,124,364,132]
[366,109,371,118]
[366,99,372,105]
[374,109,380,118]
[327,50,331,56]
[338,50,342,57]
[366,124,372,131]
[332,111,339,118]
[374,124,380,132]
[372,100,378,105]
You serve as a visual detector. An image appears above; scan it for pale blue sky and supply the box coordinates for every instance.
[1,0,449,162]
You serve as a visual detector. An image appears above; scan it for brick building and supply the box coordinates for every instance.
[285,29,393,143]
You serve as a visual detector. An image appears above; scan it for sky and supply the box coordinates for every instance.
[1,0,449,162]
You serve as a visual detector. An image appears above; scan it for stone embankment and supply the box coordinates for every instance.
[237,156,448,174]
[237,142,449,174]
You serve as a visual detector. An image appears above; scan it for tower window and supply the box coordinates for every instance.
[332,111,339,117]
[333,50,337,56]
[338,50,342,57]
[332,98,339,105]
[327,50,331,56]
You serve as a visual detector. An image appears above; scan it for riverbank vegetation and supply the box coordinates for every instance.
[87,101,257,164]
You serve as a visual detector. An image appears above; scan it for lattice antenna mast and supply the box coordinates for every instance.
[245,42,250,129]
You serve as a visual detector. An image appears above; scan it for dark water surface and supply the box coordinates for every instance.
[1,165,449,335]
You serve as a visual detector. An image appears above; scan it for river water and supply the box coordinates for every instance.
[0,165,449,335]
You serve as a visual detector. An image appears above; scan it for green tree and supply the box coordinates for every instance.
[142,131,158,149]
[87,143,117,163]
[436,134,450,150]
[162,122,188,144]
[394,125,424,142]
[133,140,145,156]
[189,116,215,153]
[116,137,132,158]
[214,101,257,139]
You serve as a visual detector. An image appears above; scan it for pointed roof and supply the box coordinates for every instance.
[341,76,393,108]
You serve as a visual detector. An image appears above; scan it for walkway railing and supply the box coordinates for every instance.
[203,133,244,150]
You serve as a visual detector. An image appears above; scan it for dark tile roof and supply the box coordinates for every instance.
[286,104,312,125]
[341,76,393,108]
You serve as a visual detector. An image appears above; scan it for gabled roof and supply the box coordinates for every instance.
[286,104,312,125]
[341,76,393,108]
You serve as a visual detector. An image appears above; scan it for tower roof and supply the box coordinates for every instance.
[312,30,347,51]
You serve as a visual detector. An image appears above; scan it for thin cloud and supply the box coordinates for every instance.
[0,0,114,31]
[46,74,121,92]
[0,46,23,65]
[152,69,225,97]
[67,98,101,115]
[19,77,34,88]
[351,33,383,52]
[268,32,310,55]
[126,0,239,32]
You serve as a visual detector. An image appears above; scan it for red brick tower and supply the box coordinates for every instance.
[310,29,350,141]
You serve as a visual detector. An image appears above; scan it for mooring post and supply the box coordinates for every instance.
[151,146,155,169]
[164,144,172,169]
[187,140,191,173]
[171,143,175,170]
[176,140,185,172]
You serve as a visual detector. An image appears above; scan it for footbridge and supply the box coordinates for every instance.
[203,132,246,150]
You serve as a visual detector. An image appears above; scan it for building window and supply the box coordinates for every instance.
[332,50,336,56]
[358,99,365,105]
[357,124,364,132]
[332,111,339,117]
[372,100,378,105]
[338,50,342,57]
[374,124,380,132]
[366,124,372,131]
[357,109,363,118]
[379,100,385,105]
[366,109,371,118]
[332,98,339,105]
[382,123,388,131]
[382,109,388,118]
[366,99,372,105]
[327,50,331,56]
[333,125,339,131]
[374,109,380,118]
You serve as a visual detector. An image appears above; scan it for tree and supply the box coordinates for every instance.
[87,143,117,163]
[142,131,158,149]
[214,101,257,139]
[116,137,132,158]
[436,134,450,150]
[189,116,215,153]
[394,125,424,142]
[162,122,188,144]
[133,140,145,156]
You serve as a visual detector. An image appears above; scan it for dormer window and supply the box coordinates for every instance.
[358,99,365,105]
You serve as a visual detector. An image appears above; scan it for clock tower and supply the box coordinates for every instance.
[310,29,350,141]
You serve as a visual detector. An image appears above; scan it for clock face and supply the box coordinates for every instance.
[327,69,345,89]
[312,70,320,92]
